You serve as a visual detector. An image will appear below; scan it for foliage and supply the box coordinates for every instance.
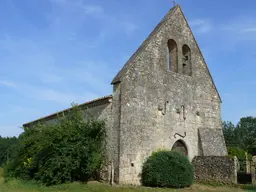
[0,136,18,166]
[227,147,252,161]
[223,117,256,156]
[141,150,194,188]
[222,121,237,147]
[237,117,256,155]
[0,168,3,178]
[4,105,106,186]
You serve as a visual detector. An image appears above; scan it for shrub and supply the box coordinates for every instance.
[141,150,194,188]
[4,105,106,186]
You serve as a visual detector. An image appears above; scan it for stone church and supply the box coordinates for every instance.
[24,5,227,185]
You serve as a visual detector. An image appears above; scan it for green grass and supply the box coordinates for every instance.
[1,179,253,192]
[0,168,254,192]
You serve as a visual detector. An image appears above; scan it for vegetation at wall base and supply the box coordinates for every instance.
[3,105,107,186]
[141,150,194,188]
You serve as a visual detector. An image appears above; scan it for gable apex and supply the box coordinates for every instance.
[111,5,180,84]
[111,5,222,103]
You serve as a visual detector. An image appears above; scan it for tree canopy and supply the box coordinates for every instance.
[0,136,18,166]
[223,116,256,156]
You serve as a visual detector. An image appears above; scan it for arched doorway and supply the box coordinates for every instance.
[171,140,188,157]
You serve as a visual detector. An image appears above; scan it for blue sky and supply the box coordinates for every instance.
[0,0,256,137]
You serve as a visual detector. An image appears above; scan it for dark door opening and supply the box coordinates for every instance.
[171,140,188,157]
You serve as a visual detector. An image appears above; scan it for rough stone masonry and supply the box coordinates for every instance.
[24,5,228,185]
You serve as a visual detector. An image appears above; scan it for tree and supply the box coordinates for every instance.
[223,117,256,156]
[0,136,18,166]
[4,105,107,185]
[222,121,237,147]
[238,117,256,155]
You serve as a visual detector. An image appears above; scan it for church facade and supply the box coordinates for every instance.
[24,5,227,185]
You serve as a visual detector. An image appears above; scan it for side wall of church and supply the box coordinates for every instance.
[26,100,115,182]
[117,8,226,185]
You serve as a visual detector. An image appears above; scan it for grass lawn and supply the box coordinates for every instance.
[1,179,254,192]
[0,169,254,192]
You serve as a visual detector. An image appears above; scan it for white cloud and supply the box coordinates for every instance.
[40,74,63,84]
[0,80,16,88]
[84,4,104,15]
[48,0,138,38]
[121,22,139,36]
[49,0,104,17]
[220,16,256,41]
[189,19,212,34]
[2,80,100,105]
[0,1,140,137]
[34,88,98,105]
[241,28,256,33]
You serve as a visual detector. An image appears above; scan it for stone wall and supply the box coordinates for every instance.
[199,128,227,156]
[116,6,227,184]
[24,98,115,182]
[192,156,237,184]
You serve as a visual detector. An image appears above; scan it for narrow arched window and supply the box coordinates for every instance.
[182,45,192,76]
[167,39,178,73]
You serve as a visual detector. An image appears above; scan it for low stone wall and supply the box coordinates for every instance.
[192,156,237,184]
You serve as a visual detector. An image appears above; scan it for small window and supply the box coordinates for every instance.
[182,45,192,76]
[167,39,178,73]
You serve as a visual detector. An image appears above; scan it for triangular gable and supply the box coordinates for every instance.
[111,5,179,84]
[111,5,222,103]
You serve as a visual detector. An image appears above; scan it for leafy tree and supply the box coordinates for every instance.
[223,117,256,156]
[4,105,106,185]
[238,117,256,155]
[0,136,18,166]
[222,121,237,147]
[227,147,252,161]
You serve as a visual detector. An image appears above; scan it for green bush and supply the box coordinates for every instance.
[141,150,194,188]
[4,105,106,186]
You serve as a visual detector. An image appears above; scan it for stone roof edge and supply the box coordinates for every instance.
[23,95,113,127]
[111,5,180,84]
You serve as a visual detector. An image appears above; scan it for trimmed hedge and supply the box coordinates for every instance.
[141,150,194,188]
